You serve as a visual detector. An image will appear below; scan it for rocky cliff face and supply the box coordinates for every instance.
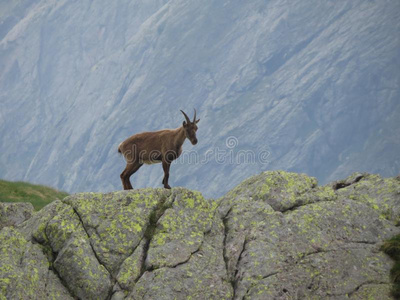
[1,171,399,299]
[1,0,399,198]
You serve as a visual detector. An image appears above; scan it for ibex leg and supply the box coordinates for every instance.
[162,160,171,189]
[120,162,143,190]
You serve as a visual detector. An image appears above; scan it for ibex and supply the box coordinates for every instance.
[118,109,200,190]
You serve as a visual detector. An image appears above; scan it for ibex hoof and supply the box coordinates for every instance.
[164,185,171,189]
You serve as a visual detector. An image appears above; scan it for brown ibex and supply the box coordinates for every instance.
[118,109,200,190]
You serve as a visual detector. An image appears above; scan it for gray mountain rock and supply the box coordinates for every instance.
[0,171,399,299]
[0,0,399,198]
[0,202,34,230]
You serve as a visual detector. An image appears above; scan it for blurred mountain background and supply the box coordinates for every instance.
[0,0,399,198]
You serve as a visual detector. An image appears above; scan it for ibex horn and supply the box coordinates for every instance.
[193,108,197,123]
[180,110,190,123]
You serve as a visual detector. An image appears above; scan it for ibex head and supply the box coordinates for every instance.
[180,109,200,145]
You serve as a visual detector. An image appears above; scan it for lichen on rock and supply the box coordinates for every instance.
[0,202,34,230]
[218,171,399,299]
[0,171,399,299]
[334,173,400,225]
[0,227,72,299]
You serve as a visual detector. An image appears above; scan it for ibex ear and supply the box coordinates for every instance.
[183,121,187,127]
[195,119,200,124]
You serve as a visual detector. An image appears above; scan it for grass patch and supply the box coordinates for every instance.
[0,179,68,210]
[382,234,400,298]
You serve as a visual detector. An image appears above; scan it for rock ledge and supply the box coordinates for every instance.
[0,171,399,299]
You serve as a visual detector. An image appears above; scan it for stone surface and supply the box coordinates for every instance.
[0,227,72,300]
[0,201,34,230]
[218,171,399,299]
[334,173,400,225]
[0,171,399,299]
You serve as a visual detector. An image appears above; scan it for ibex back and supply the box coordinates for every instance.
[118,109,200,190]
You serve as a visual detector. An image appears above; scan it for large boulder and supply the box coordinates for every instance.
[0,171,399,299]
[218,171,399,299]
